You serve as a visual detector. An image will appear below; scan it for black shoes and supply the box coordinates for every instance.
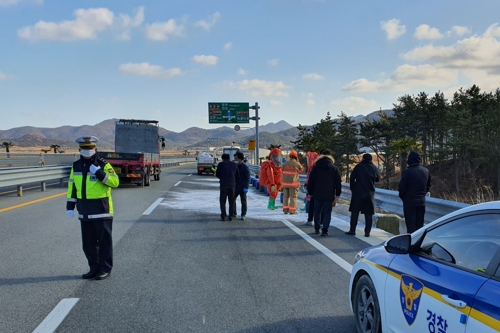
[321,231,328,236]
[95,272,111,280]
[364,233,370,237]
[345,231,356,236]
[82,271,98,279]
[314,229,320,235]
[82,270,111,280]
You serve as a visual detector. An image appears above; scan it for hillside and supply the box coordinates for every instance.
[0,110,390,150]
[0,119,294,149]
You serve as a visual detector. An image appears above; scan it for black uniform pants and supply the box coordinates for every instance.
[308,198,325,223]
[307,198,315,222]
[404,205,426,233]
[349,210,373,235]
[219,186,235,220]
[80,218,113,273]
[233,190,247,217]
[314,199,333,232]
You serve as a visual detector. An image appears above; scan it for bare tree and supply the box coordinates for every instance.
[50,144,60,154]
[1,141,13,153]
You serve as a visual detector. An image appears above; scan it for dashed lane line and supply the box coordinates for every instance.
[281,219,353,273]
[142,198,164,215]
[0,192,67,214]
[32,298,79,333]
[173,181,182,187]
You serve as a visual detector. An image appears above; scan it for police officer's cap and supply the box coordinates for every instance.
[76,136,99,149]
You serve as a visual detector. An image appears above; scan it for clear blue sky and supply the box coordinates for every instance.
[1,0,500,132]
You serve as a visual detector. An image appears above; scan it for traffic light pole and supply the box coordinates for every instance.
[250,102,260,164]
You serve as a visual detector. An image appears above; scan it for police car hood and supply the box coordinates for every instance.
[357,241,399,269]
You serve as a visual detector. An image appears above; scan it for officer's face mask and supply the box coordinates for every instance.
[80,149,96,158]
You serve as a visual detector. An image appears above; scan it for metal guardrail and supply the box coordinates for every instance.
[0,157,196,195]
[248,165,471,224]
[0,166,71,196]
[335,182,470,224]
[0,153,196,169]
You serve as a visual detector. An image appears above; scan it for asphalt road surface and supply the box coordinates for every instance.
[0,164,380,333]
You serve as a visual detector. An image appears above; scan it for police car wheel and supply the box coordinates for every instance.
[353,275,381,333]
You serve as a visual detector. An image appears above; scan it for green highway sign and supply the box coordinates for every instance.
[208,102,250,124]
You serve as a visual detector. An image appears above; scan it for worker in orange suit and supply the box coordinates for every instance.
[259,147,283,210]
[281,150,304,214]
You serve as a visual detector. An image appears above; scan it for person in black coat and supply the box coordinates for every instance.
[216,153,239,221]
[398,151,431,233]
[232,151,250,220]
[346,153,380,237]
[307,149,342,236]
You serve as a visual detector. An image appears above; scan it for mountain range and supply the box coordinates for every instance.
[0,119,295,150]
[0,110,392,150]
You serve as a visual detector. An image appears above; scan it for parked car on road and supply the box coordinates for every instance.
[349,201,500,333]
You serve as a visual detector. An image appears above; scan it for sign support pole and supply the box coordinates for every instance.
[250,102,260,165]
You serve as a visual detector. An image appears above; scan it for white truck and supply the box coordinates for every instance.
[222,146,241,161]
[196,152,217,175]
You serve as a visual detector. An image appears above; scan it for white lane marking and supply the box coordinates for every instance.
[281,219,353,273]
[142,198,164,215]
[32,298,79,333]
[173,181,182,187]
[188,174,192,177]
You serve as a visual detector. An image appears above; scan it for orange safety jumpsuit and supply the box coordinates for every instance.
[259,148,283,209]
[282,158,303,213]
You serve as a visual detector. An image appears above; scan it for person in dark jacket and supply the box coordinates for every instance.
[232,151,250,220]
[216,153,239,221]
[307,149,342,236]
[398,151,431,233]
[346,153,380,237]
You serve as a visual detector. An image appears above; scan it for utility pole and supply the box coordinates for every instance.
[250,102,260,164]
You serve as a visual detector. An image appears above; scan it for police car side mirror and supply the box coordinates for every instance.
[385,234,411,254]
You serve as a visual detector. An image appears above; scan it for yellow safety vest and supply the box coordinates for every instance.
[67,157,119,220]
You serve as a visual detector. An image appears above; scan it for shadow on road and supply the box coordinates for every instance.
[0,275,80,286]
[236,315,357,333]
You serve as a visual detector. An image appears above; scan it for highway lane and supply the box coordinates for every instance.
[0,164,377,332]
[0,165,189,333]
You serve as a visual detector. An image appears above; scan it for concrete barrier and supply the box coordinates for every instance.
[332,203,405,235]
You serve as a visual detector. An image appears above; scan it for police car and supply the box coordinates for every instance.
[349,201,500,333]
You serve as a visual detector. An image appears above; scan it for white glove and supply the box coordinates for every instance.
[89,165,101,174]
[66,210,74,218]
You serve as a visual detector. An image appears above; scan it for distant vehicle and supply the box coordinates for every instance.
[349,201,500,333]
[100,119,161,187]
[196,152,217,175]
[222,146,241,161]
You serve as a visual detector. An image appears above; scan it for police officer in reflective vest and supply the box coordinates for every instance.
[66,136,120,280]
